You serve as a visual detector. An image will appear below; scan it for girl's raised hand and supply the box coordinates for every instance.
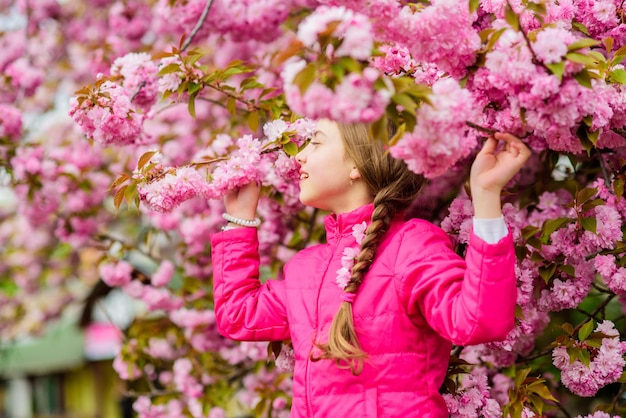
[224,181,261,222]
[469,132,531,219]
[470,132,531,193]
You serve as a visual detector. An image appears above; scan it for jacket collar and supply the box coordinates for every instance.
[324,204,374,245]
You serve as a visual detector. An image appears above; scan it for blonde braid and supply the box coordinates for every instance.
[311,121,425,375]
[314,196,396,374]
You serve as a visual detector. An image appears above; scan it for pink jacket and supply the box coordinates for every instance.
[211,204,516,417]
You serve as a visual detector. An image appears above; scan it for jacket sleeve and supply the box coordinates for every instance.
[211,227,290,342]
[395,221,516,346]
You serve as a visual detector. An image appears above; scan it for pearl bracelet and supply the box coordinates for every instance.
[222,213,262,228]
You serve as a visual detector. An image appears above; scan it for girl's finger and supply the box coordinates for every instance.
[478,136,498,155]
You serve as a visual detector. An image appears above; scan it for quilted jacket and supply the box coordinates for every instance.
[210,204,516,417]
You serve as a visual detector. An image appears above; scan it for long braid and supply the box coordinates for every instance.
[311,121,425,375]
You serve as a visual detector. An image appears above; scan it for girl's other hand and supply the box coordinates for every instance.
[469,132,531,219]
[224,181,261,221]
[470,132,531,194]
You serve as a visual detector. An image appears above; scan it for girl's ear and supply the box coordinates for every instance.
[349,166,361,181]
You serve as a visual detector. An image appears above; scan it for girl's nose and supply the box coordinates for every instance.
[295,150,305,164]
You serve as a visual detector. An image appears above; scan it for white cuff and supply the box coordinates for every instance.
[472,216,508,244]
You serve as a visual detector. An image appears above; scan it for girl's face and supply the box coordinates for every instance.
[296,119,372,213]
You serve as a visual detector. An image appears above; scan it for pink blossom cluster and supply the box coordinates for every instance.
[465,305,550,368]
[144,337,186,360]
[154,0,297,43]
[132,396,185,418]
[392,0,481,78]
[5,57,44,97]
[594,254,626,296]
[325,0,480,78]
[138,166,210,213]
[335,221,367,290]
[69,80,145,146]
[173,358,204,398]
[442,370,502,418]
[111,52,159,112]
[552,320,626,397]
[204,134,263,199]
[238,365,292,416]
[297,5,374,61]
[0,103,23,141]
[574,0,625,46]
[370,44,443,86]
[9,140,110,245]
[275,344,296,372]
[283,60,390,123]
[123,279,184,312]
[108,1,152,45]
[575,412,621,418]
[390,78,479,178]
[99,260,133,287]
[470,22,626,153]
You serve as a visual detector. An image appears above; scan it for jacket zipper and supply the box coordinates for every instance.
[307,232,341,417]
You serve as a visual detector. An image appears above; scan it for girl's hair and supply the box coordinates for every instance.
[312,120,425,374]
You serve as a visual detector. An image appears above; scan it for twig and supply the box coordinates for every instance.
[181,0,215,52]
[465,121,497,135]
[505,0,552,74]
[130,81,146,103]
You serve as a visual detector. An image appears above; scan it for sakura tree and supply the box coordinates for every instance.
[2,0,626,417]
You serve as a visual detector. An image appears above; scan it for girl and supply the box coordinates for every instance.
[210,119,531,417]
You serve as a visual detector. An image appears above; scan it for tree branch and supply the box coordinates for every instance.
[181,0,215,52]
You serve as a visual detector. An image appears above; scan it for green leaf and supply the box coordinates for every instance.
[567,38,601,51]
[505,4,520,31]
[521,225,541,240]
[293,63,317,95]
[337,56,362,73]
[485,27,507,53]
[580,217,597,234]
[222,66,248,78]
[391,93,417,115]
[565,52,599,67]
[618,370,626,383]
[579,348,591,366]
[576,187,598,204]
[187,82,201,95]
[546,62,565,80]
[609,69,626,84]
[529,383,559,402]
[137,151,157,170]
[469,0,480,14]
[124,183,137,206]
[539,263,557,283]
[573,69,593,88]
[576,124,595,155]
[572,22,590,36]
[114,185,128,211]
[226,97,236,115]
[541,217,571,243]
[614,44,626,58]
[514,368,532,387]
[614,177,624,200]
[282,141,298,156]
[188,94,196,118]
[561,264,575,277]
[247,111,259,132]
[578,319,595,341]
[157,63,181,76]
[562,322,574,335]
